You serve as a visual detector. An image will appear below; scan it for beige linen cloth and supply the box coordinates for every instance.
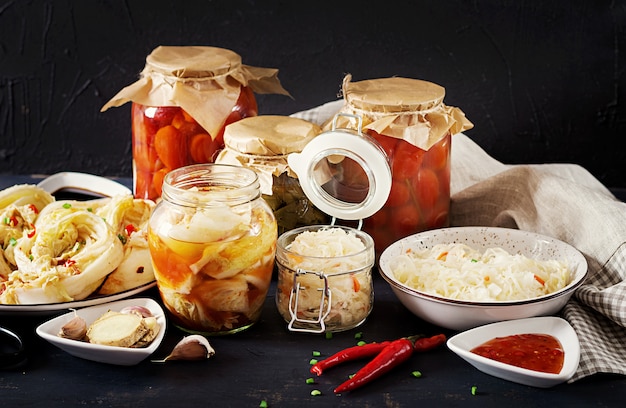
[293,100,626,383]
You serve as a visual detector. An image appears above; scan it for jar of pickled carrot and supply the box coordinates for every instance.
[101,46,290,201]
[147,163,277,335]
[332,75,474,253]
[215,115,329,235]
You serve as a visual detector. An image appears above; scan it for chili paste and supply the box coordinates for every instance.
[470,333,564,374]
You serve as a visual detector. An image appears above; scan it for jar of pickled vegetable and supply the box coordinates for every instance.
[275,225,375,333]
[332,75,474,253]
[101,46,290,201]
[275,114,392,333]
[147,163,277,336]
[215,115,329,235]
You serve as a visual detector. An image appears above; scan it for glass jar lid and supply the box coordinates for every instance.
[287,114,392,222]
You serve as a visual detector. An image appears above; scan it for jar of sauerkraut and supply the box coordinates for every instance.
[331,75,473,253]
[101,46,290,201]
[147,163,277,335]
[275,114,391,333]
[275,225,375,333]
[215,115,329,235]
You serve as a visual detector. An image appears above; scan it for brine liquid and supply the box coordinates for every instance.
[149,208,276,335]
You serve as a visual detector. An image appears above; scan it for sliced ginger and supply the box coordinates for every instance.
[86,311,153,347]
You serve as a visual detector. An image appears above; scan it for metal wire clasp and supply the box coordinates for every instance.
[287,269,332,333]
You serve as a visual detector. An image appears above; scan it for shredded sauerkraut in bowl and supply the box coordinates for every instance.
[275,226,374,332]
[389,243,571,302]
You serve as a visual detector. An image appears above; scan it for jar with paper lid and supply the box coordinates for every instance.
[331,75,474,253]
[275,114,391,333]
[101,46,291,201]
[215,115,330,235]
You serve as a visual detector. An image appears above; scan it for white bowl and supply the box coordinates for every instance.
[36,298,166,366]
[378,227,588,330]
[447,316,580,387]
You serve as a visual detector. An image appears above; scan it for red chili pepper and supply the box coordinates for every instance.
[413,334,447,352]
[334,336,417,394]
[28,204,39,214]
[124,224,137,236]
[26,223,36,238]
[310,341,391,376]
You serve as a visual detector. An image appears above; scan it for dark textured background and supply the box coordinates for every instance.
[1,0,624,189]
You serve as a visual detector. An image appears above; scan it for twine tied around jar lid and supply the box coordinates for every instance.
[101,46,291,137]
[215,115,322,195]
[333,74,474,151]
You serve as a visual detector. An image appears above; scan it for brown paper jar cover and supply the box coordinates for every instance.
[101,45,291,137]
[332,74,473,150]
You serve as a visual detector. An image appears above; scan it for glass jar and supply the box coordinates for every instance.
[274,115,390,334]
[215,115,329,235]
[275,225,375,333]
[147,164,277,335]
[333,75,474,253]
[101,46,290,201]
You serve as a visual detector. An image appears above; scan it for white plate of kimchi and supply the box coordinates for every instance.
[0,173,157,314]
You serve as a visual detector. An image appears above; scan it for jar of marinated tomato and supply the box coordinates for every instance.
[332,75,473,253]
[275,114,391,333]
[101,46,290,201]
[147,163,277,336]
[215,115,329,235]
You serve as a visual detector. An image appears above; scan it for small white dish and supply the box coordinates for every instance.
[447,316,579,388]
[37,172,132,197]
[36,298,166,366]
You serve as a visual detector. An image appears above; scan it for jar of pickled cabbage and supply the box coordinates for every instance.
[275,114,391,333]
[147,163,277,335]
[332,75,474,253]
[275,225,375,333]
[101,46,290,201]
[215,115,329,235]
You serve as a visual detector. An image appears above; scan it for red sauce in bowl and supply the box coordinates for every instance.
[470,333,564,374]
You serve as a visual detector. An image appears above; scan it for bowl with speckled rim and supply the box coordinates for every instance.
[378,227,588,331]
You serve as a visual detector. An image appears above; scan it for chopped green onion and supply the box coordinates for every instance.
[471,386,478,395]
[3,217,8,225]
[118,234,127,244]
[349,373,356,379]
[312,350,321,357]
[411,371,422,378]
[305,378,315,384]
[309,359,318,365]
[356,340,366,346]
[9,237,17,246]
[325,332,333,339]
[87,207,93,212]
[62,203,72,209]
[354,332,363,339]
[310,390,322,396]
[471,259,478,263]
[259,400,268,408]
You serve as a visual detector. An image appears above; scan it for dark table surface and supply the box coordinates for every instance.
[0,174,624,407]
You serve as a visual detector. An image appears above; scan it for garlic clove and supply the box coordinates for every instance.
[120,305,153,318]
[58,313,87,340]
[154,335,215,362]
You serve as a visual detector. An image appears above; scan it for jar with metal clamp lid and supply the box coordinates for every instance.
[215,115,329,235]
[274,114,391,333]
[331,75,473,254]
